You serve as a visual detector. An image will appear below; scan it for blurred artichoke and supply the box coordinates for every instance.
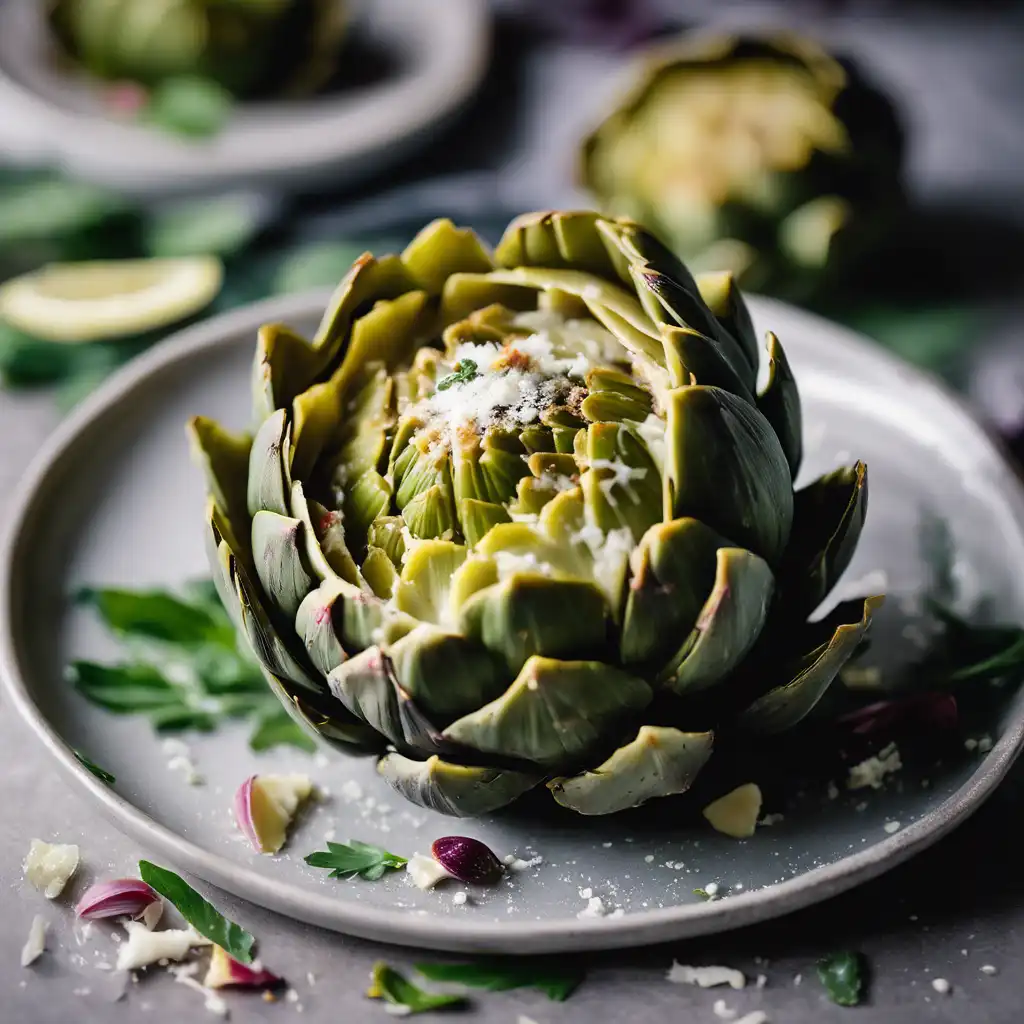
[580,34,904,301]
[48,0,348,97]
[190,210,880,817]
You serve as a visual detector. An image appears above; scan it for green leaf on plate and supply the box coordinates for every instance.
[144,194,269,259]
[368,963,466,1015]
[73,750,116,785]
[249,707,317,753]
[138,860,255,963]
[304,840,407,881]
[817,950,865,1006]
[76,585,235,646]
[415,959,585,1001]
[146,76,234,139]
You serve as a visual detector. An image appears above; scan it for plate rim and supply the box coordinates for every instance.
[3,289,1024,954]
[0,0,490,195]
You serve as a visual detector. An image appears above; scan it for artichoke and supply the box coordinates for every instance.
[190,210,881,818]
[48,0,348,97]
[580,34,904,300]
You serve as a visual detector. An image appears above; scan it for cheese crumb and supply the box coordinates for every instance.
[452,891,468,906]
[713,998,737,1019]
[666,962,746,989]
[981,965,998,976]
[931,978,951,994]
[704,882,720,897]
[406,853,453,891]
[703,784,762,838]
[577,896,608,919]
[884,820,901,834]
[340,780,364,802]
[847,743,902,790]
[20,915,47,967]
[735,1014,768,1024]
[503,854,543,872]
[116,922,210,971]
[23,838,80,898]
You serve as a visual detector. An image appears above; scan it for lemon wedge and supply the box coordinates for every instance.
[0,257,223,343]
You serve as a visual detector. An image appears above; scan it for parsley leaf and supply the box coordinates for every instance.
[139,860,254,964]
[817,950,865,1006]
[436,358,479,391]
[70,581,305,752]
[369,963,466,1014]
[415,960,584,1001]
[73,750,115,785]
[692,888,713,900]
[305,840,407,881]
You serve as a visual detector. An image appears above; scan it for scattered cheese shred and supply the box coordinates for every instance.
[703,784,763,839]
[23,838,79,898]
[667,961,746,989]
[847,742,902,790]
[20,915,47,967]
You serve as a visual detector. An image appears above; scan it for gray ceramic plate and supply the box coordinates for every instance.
[0,0,489,196]
[3,291,1024,955]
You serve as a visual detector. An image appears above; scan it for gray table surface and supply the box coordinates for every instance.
[5,4,1024,1022]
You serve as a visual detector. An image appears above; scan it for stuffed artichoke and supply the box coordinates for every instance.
[190,210,880,817]
[580,34,904,300]
[48,0,347,97]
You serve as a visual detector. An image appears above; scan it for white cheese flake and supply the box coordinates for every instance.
[884,820,902,834]
[406,853,453,891]
[666,962,746,989]
[931,978,951,994]
[713,997,737,1019]
[340,780,364,802]
[20,915,47,967]
[847,742,902,790]
[503,854,543,872]
[116,921,211,971]
[735,1013,768,1024]
[981,965,998,975]
[703,784,763,838]
[452,891,468,906]
[23,838,80,898]
[576,896,608,919]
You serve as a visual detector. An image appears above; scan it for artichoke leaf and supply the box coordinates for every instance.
[204,509,243,629]
[343,469,392,542]
[361,546,398,599]
[460,499,512,548]
[188,415,252,546]
[493,210,620,284]
[327,646,444,754]
[232,552,321,693]
[579,422,661,543]
[290,480,361,586]
[401,218,495,294]
[246,408,291,518]
[757,332,802,478]
[664,385,793,566]
[740,596,883,734]
[549,726,714,815]
[393,540,468,625]
[440,273,537,327]
[313,253,417,359]
[387,624,506,721]
[694,270,759,375]
[443,656,653,770]
[781,461,868,616]
[661,326,755,402]
[458,574,610,678]
[251,323,319,423]
[251,510,316,620]
[295,579,352,677]
[620,517,728,667]
[661,547,774,694]
[377,753,540,817]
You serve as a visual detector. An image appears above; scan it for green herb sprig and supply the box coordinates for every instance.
[304,840,407,881]
[416,960,584,1001]
[817,950,865,1006]
[369,963,466,1015]
[68,580,314,752]
[436,358,479,391]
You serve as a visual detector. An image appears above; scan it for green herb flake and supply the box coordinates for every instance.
[368,963,466,1015]
[415,960,585,1001]
[304,840,407,881]
[436,358,479,392]
[692,888,712,900]
[73,750,115,785]
[817,950,865,1006]
[138,860,254,964]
